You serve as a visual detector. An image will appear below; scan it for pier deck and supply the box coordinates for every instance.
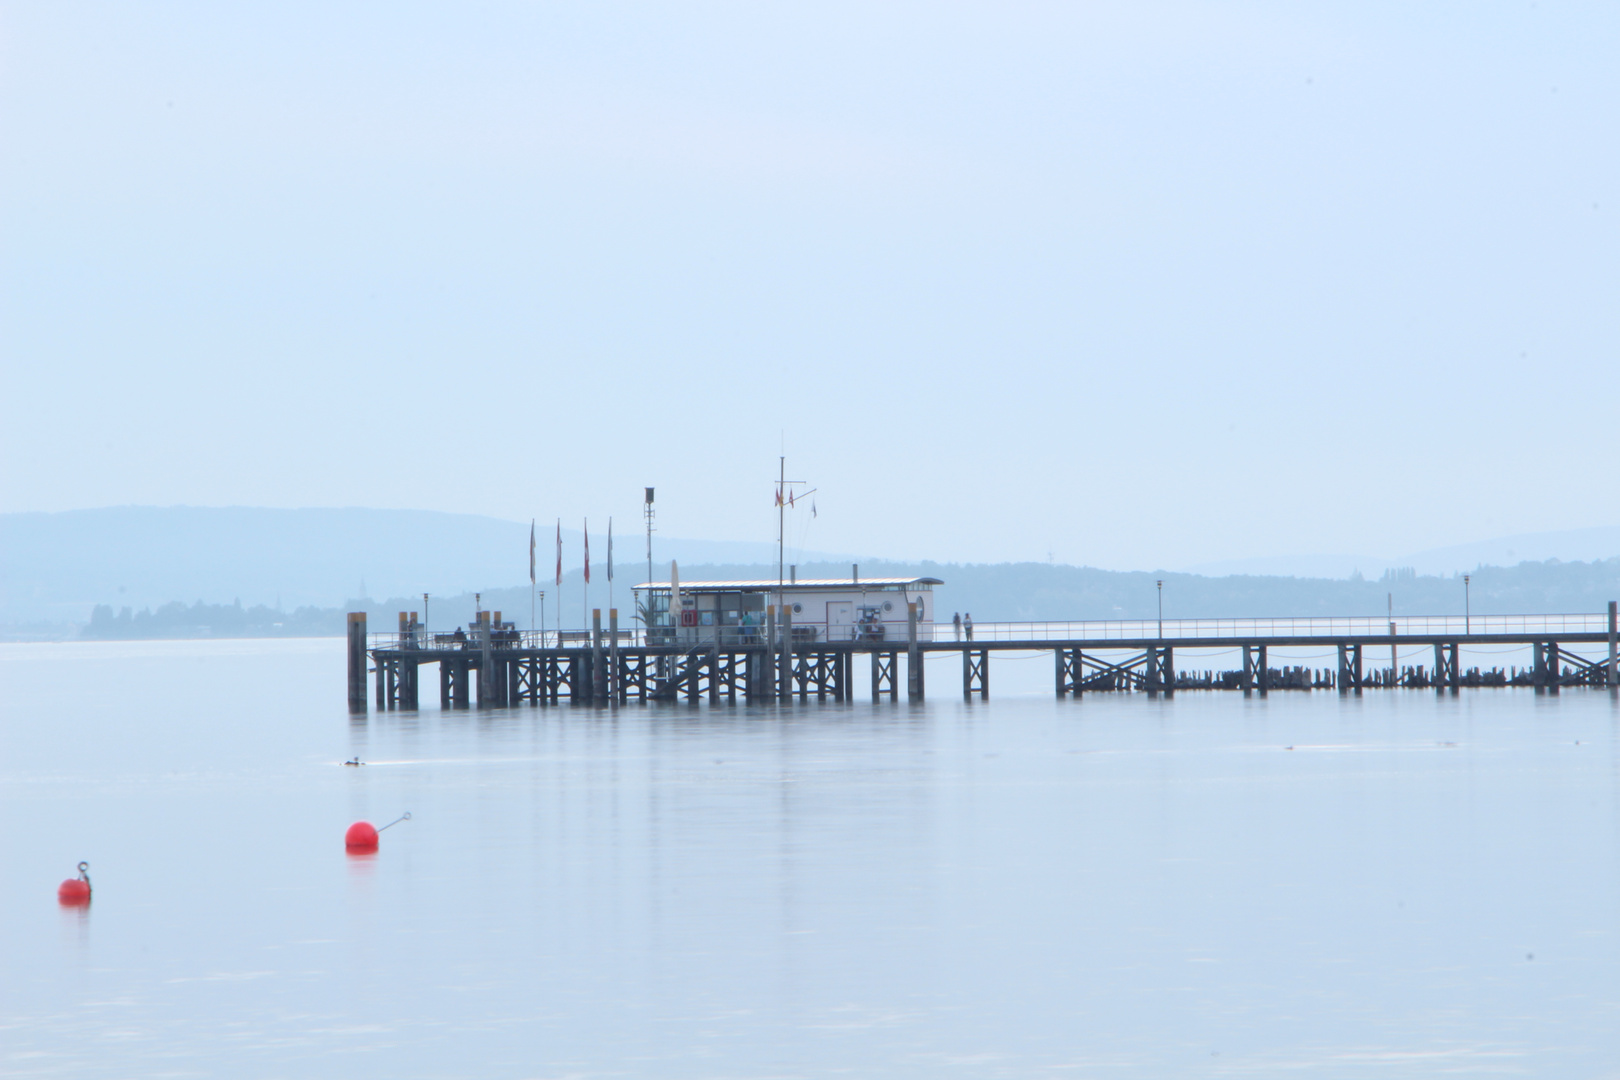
[348,603,1620,711]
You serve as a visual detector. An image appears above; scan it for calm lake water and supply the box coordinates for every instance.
[4,639,1620,1078]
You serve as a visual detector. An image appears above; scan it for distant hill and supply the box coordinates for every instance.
[1184,525,1620,579]
[0,506,850,630]
[8,506,1620,641]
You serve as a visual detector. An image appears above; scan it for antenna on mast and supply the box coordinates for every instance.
[644,487,655,594]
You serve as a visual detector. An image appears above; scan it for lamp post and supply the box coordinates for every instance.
[423,593,430,635]
[1464,574,1471,635]
[1157,580,1164,639]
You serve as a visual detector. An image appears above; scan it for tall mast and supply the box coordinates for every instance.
[777,456,785,619]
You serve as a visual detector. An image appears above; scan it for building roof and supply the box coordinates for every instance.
[633,576,941,591]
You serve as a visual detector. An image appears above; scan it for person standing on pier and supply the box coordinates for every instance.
[964,613,974,641]
[953,612,962,641]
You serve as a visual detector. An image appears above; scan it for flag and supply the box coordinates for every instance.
[774,488,782,507]
[811,500,817,519]
[529,520,536,584]
[607,518,614,581]
[788,491,795,508]
[555,519,562,587]
[583,519,590,584]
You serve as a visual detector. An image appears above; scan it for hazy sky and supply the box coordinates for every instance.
[3,3,1616,571]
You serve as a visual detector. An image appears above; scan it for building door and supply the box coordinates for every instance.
[826,601,855,641]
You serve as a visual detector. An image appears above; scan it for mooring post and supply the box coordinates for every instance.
[470,612,488,707]
[1162,647,1174,696]
[439,660,451,709]
[906,602,923,701]
[963,647,973,700]
[1241,644,1253,695]
[779,604,793,702]
[1353,644,1363,695]
[347,612,368,714]
[1546,640,1559,695]
[1609,601,1618,689]
[1337,644,1351,695]
[1533,641,1546,694]
[1257,644,1268,696]
[609,608,621,706]
[1055,649,1067,698]
[591,609,606,703]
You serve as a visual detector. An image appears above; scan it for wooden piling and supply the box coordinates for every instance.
[347,613,367,714]
[779,605,793,703]
[610,608,621,705]
[452,658,470,709]
[476,612,493,707]
[907,602,923,701]
[592,609,606,703]
[1609,601,1618,688]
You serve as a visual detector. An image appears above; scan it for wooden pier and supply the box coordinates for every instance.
[349,601,1620,712]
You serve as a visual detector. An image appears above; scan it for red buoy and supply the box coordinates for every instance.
[345,821,379,852]
[58,862,91,906]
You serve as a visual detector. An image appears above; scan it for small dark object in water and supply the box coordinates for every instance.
[344,758,363,767]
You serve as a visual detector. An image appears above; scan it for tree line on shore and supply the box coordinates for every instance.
[74,556,1620,640]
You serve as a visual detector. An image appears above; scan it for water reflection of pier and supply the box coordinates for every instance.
[348,603,1619,712]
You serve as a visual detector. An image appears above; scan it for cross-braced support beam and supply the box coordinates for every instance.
[1547,643,1606,687]
[1144,646,1175,696]
[1433,642,1459,694]
[1055,648,1082,698]
[871,650,898,701]
[962,648,988,700]
[1337,643,1363,695]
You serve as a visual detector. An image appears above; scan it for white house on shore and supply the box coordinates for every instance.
[632,573,941,646]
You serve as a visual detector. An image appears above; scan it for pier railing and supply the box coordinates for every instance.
[936,612,1613,643]
[367,611,1613,652]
